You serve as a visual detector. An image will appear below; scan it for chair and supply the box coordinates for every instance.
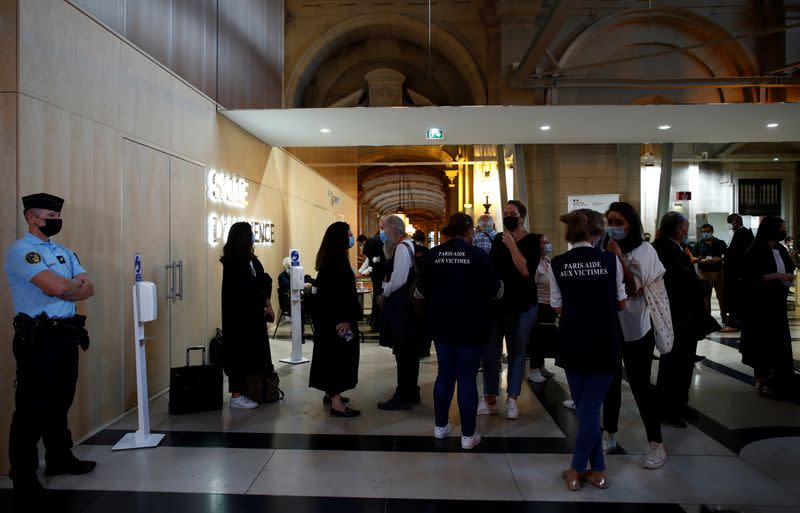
[272,286,314,338]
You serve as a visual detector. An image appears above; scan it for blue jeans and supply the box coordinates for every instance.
[566,371,615,473]
[434,341,484,436]
[482,305,537,397]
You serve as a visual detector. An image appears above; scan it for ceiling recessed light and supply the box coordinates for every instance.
[540,125,551,131]
[773,157,780,161]
[767,123,779,128]
[320,128,331,133]
[658,125,671,130]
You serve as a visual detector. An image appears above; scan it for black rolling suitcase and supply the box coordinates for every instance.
[169,346,223,414]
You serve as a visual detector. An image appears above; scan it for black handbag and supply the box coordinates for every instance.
[208,328,224,367]
[244,367,284,403]
[169,346,223,414]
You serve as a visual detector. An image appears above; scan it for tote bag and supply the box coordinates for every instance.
[642,278,674,354]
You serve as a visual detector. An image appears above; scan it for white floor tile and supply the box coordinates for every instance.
[248,449,522,500]
[740,437,800,497]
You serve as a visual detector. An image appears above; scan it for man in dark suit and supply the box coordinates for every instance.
[722,213,754,331]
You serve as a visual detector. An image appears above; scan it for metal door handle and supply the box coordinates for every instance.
[176,260,184,301]
[165,262,176,302]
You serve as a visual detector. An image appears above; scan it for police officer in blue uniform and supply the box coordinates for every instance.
[5,193,96,493]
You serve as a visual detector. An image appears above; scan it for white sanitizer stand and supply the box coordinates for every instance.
[280,250,310,365]
[113,255,166,451]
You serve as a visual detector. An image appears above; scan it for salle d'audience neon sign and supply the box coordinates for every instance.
[206,168,275,247]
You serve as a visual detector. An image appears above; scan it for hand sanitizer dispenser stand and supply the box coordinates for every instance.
[113,255,166,450]
[280,249,310,364]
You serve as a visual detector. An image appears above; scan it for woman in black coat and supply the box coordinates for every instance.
[309,221,362,417]
[652,212,706,427]
[220,222,274,409]
[741,216,796,398]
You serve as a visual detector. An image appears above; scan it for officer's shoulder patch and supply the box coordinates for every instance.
[25,252,42,264]
[57,255,67,264]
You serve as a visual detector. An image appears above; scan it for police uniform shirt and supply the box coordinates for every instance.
[5,232,85,319]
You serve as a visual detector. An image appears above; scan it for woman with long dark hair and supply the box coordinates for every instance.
[309,221,362,417]
[601,202,667,469]
[741,216,795,398]
[220,222,274,409]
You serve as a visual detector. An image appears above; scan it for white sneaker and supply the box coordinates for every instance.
[434,423,453,439]
[506,398,519,419]
[477,399,498,416]
[642,442,667,469]
[527,368,546,383]
[461,432,482,450]
[540,366,556,378]
[562,399,576,410]
[230,395,258,409]
[602,431,617,454]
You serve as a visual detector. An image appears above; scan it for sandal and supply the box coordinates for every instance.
[562,469,581,491]
[581,470,609,489]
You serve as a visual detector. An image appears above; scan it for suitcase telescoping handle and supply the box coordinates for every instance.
[186,346,206,366]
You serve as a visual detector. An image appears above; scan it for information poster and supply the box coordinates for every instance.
[567,194,620,214]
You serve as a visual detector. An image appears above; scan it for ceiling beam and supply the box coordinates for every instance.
[512,0,578,81]
[513,76,800,89]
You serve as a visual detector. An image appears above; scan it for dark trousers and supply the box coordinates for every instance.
[656,334,698,419]
[566,371,614,473]
[9,328,79,481]
[724,276,743,328]
[433,341,483,436]
[528,303,557,368]
[602,331,663,443]
[394,338,421,402]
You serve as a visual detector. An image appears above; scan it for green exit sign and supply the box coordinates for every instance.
[426,128,444,140]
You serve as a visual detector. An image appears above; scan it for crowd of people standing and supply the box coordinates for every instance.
[217,201,797,492]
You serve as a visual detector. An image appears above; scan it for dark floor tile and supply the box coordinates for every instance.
[386,498,685,513]
[81,492,386,513]
[0,488,108,513]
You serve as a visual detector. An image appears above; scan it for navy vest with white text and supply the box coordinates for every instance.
[551,246,622,374]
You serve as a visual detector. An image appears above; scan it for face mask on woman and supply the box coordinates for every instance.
[543,243,553,254]
[503,216,520,231]
[379,229,388,243]
[606,226,625,241]
[347,235,355,249]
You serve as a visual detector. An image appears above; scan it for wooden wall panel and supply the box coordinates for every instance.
[171,78,215,164]
[171,0,216,101]
[19,0,121,128]
[118,42,173,149]
[218,0,283,109]
[0,93,17,475]
[69,0,124,35]
[125,0,173,71]
[0,0,17,92]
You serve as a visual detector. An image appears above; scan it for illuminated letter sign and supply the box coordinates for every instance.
[207,169,249,208]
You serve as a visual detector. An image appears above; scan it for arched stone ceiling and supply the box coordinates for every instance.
[361,167,447,220]
[285,13,486,108]
[554,8,760,105]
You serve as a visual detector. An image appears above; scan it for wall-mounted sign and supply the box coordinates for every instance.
[426,128,444,141]
[675,191,692,201]
[208,213,275,247]
[567,194,620,214]
[207,168,249,208]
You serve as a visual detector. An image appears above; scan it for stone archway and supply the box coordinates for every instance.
[285,14,487,107]
[553,8,760,105]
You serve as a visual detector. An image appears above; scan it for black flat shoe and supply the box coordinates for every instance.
[323,396,350,404]
[44,456,97,476]
[377,397,412,410]
[330,406,361,417]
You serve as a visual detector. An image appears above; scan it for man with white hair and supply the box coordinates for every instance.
[473,215,497,254]
[376,215,421,410]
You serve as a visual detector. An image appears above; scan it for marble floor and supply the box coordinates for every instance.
[2,302,799,513]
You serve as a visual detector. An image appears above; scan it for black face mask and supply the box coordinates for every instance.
[503,216,520,231]
[39,218,63,237]
[779,230,787,241]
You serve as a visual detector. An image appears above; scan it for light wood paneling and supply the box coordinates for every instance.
[118,42,173,150]
[171,78,214,164]
[125,0,173,71]
[0,92,17,475]
[0,0,17,92]
[169,156,207,366]
[19,0,120,128]
[171,0,216,100]
[69,0,125,35]
[122,139,171,407]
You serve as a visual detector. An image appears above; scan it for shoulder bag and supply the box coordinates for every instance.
[642,278,674,354]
